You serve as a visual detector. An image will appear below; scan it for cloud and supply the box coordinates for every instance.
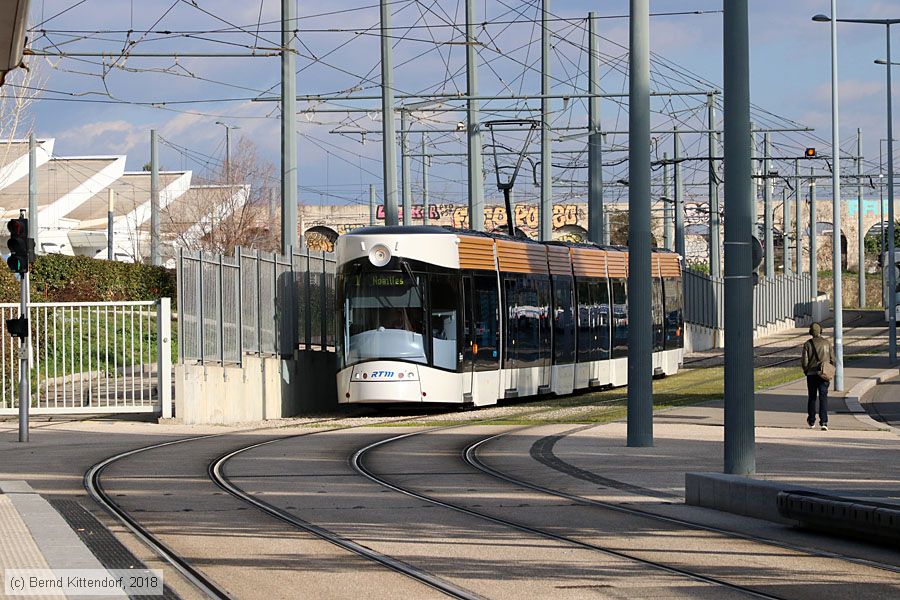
[813,79,882,104]
[56,120,143,155]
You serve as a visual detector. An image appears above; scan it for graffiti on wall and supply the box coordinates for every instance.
[369,202,582,231]
[304,202,588,251]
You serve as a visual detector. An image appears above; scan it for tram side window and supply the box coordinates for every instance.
[536,277,552,367]
[552,276,575,364]
[663,277,684,349]
[429,274,459,370]
[595,279,611,360]
[505,275,544,368]
[576,281,592,363]
[516,278,541,367]
[651,278,664,352]
[504,277,518,367]
[472,275,501,370]
[611,279,628,358]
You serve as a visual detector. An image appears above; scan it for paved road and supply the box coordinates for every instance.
[865,373,900,427]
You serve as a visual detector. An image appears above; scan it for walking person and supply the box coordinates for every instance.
[801,322,834,431]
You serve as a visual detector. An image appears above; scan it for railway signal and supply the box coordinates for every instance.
[7,214,35,274]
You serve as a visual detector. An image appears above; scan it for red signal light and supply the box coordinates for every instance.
[7,219,25,236]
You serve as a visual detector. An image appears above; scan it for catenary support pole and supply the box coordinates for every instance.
[401,110,411,226]
[588,11,604,245]
[281,0,299,252]
[674,128,685,258]
[663,152,673,250]
[380,0,399,227]
[422,133,430,226]
[858,129,865,307]
[28,133,37,246]
[783,187,791,273]
[795,159,803,273]
[540,0,552,240]
[708,93,721,277]
[627,0,653,448]
[150,129,160,266]
[369,184,376,226]
[107,189,115,260]
[723,0,755,475]
[811,169,818,300]
[466,0,484,231]
[764,133,774,277]
[829,0,845,390]
[887,23,897,363]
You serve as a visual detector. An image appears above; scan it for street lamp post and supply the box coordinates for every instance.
[812,5,845,389]
[875,57,900,364]
[215,121,240,184]
[813,11,899,365]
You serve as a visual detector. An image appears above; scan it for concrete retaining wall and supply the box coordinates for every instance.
[174,351,337,424]
[685,294,829,354]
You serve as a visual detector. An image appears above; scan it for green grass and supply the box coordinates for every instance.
[7,312,175,399]
[373,362,804,427]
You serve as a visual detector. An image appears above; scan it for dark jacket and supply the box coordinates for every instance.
[802,335,832,375]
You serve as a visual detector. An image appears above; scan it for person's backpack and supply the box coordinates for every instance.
[814,342,835,381]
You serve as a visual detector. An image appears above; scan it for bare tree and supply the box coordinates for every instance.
[0,46,46,179]
[162,136,280,255]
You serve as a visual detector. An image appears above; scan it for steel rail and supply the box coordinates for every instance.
[209,439,482,600]
[464,433,900,577]
[350,431,786,600]
[85,435,234,600]
[84,410,405,600]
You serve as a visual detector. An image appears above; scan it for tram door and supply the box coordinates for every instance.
[461,274,502,405]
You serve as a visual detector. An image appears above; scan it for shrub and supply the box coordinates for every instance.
[0,255,175,303]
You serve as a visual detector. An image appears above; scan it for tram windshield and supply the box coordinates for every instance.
[343,271,427,365]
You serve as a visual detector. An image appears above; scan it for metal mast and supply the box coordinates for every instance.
[281,0,299,252]
[466,0,484,231]
[380,0,399,227]
[723,0,756,474]
[627,0,653,447]
[588,11,604,245]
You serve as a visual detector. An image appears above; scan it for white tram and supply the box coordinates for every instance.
[335,226,684,407]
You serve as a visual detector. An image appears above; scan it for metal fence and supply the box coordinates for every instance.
[684,269,814,331]
[0,300,172,415]
[177,247,335,365]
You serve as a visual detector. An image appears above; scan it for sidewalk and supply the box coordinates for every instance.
[655,353,899,432]
[0,481,128,599]
[503,354,900,538]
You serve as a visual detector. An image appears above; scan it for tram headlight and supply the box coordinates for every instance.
[368,243,391,267]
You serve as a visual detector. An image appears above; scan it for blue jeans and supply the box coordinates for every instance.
[807,374,828,426]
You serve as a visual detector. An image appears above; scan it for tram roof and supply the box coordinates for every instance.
[342,225,678,255]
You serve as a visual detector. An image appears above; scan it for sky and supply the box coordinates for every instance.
[11,0,900,209]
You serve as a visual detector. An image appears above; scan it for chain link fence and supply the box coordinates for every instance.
[177,247,335,365]
[684,268,814,331]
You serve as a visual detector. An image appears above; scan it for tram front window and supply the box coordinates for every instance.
[344,271,427,365]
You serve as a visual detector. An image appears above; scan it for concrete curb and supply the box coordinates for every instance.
[842,366,900,435]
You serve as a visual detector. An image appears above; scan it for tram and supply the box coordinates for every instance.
[335,226,684,407]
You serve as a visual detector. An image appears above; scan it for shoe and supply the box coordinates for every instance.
[807,422,815,429]
[821,424,828,431]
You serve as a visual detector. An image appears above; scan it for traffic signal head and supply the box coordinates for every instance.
[805,148,817,158]
[6,316,28,339]
[6,217,33,274]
